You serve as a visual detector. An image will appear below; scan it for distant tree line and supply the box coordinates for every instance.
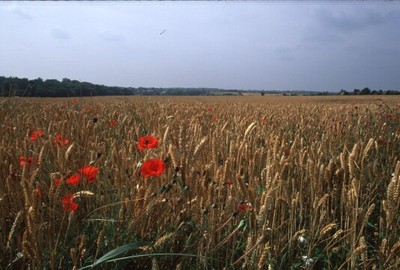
[1,76,399,97]
[0,76,133,97]
[0,76,238,97]
[339,87,400,95]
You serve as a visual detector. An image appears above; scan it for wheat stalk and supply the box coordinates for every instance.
[6,210,24,250]
[193,136,208,160]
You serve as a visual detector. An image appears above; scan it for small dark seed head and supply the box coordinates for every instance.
[159,186,167,193]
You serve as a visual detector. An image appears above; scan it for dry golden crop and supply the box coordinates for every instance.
[1,96,399,269]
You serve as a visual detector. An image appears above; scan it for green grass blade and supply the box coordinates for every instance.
[106,252,225,266]
[80,241,151,269]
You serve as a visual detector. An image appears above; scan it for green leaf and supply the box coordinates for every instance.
[82,241,151,269]
[105,252,222,265]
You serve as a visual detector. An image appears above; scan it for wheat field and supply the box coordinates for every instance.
[1,96,399,269]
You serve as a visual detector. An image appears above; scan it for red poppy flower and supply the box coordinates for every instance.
[140,159,166,178]
[138,136,158,150]
[66,173,81,185]
[54,134,69,146]
[386,114,396,121]
[224,180,234,186]
[62,193,78,213]
[237,202,252,213]
[78,165,99,183]
[377,136,388,145]
[36,187,42,200]
[261,119,267,126]
[110,120,117,127]
[30,130,44,141]
[19,156,36,168]
[54,178,61,187]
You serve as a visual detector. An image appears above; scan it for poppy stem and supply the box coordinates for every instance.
[215,216,233,233]
[232,234,266,266]
[211,220,246,253]
[85,196,155,218]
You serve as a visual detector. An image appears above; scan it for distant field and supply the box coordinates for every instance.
[5,94,400,105]
[1,95,399,269]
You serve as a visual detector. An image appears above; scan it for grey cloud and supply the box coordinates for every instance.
[99,31,122,42]
[51,28,70,40]
[273,46,295,61]
[344,45,400,62]
[274,47,291,54]
[9,5,33,20]
[302,30,344,46]
[314,7,397,32]
[302,7,400,49]
[385,10,400,25]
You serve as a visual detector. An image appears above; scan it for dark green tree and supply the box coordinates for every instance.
[360,87,371,95]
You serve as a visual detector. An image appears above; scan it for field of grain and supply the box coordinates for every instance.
[1,96,399,269]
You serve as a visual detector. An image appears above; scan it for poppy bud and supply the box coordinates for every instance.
[163,156,171,163]
[159,186,167,193]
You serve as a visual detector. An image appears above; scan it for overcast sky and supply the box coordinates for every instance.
[1,1,399,91]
